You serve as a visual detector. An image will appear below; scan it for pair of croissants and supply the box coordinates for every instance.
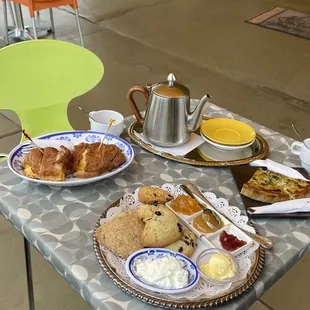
[22,142,126,181]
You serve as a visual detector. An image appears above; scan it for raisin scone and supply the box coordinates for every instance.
[95,210,144,258]
[141,205,182,247]
[138,186,173,205]
[165,230,197,258]
[136,204,157,223]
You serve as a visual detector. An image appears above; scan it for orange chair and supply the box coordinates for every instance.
[4,0,84,46]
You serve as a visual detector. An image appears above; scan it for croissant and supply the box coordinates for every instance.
[22,146,71,181]
[72,142,126,178]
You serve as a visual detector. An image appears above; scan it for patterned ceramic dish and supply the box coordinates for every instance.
[126,248,200,294]
[8,130,134,187]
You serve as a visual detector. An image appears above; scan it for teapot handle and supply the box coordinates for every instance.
[127,86,149,125]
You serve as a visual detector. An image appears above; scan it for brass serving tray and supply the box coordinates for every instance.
[128,120,268,167]
[93,199,265,309]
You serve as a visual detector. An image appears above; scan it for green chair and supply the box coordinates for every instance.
[0,39,104,153]
[0,39,104,310]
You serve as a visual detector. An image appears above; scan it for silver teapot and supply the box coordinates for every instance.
[127,73,212,147]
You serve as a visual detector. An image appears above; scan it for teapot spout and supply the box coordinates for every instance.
[187,94,212,132]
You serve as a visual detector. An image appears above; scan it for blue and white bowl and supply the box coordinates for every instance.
[126,248,199,294]
[8,130,134,187]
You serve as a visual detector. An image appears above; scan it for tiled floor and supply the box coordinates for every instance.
[1,1,310,309]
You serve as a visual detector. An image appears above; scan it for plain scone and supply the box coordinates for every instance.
[139,204,182,247]
[165,230,197,257]
[95,210,144,258]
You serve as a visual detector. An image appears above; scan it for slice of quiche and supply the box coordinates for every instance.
[241,168,310,203]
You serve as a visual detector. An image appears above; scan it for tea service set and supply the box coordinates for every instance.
[91,73,307,167]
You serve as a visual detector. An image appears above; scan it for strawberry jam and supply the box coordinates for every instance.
[219,231,246,251]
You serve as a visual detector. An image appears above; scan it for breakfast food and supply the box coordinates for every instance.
[95,210,144,258]
[170,195,202,215]
[72,142,126,178]
[134,255,189,289]
[136,204,157,223]
[141,205,182,247]
[192,212,221,234]
[219,231,246,252]
[138,186,173,205]
[23,146,71,181]
[241,168,310,203]
[165,230,197,257]
[22,142,126,181]
[200,253,236,280]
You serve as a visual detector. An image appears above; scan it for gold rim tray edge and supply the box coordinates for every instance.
[93,199,265,309]
[127,120,268,167]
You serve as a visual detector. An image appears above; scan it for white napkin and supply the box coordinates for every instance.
[249,198,310,214]
[31,139,75,151]
[134,132,204,157]
[250,159,309,181]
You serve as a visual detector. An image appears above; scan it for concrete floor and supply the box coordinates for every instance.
[1,1,310,309]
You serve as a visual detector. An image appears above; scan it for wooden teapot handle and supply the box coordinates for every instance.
[127,86,149,125]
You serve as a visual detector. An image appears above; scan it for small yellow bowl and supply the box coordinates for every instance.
[201,118,256,146]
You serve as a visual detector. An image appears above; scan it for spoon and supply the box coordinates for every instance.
[78,106,97,123]
[292,124,309,150]
[181,184,222,231]
[185,182,274,250]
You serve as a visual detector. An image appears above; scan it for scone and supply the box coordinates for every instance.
[137,204,157,223]
[95,210,144,258]
[141,205,182,247]
[165,230,197,258]
[138,186,173,205]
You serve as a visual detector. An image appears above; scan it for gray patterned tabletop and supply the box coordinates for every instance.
[1,103,310,310]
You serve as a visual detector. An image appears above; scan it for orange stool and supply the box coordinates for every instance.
[3,0,84,46]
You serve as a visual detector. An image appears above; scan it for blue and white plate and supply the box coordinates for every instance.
[8,131,134,187]
[126,248,199,294]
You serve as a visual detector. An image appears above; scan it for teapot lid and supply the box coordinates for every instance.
[152,73,190,98]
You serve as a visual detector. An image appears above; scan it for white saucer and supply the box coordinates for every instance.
[198,142,253,161]
[200,131,255,151]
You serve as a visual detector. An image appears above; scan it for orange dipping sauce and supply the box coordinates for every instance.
[170,195,202,215]
[193,212,221,234]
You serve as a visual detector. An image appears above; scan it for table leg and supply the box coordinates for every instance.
[24,237,35,310]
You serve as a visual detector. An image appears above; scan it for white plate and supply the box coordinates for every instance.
[8,130,134,187]
[200,132,255,151]
[198,142,252,161]
[125,248,200,294]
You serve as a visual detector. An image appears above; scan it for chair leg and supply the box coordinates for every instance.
[8,1,16,27]
[49,8,55,33]
[24,237,35,310]
[31,17,38,39]
[3,1,9,45]
[74,9,84,47]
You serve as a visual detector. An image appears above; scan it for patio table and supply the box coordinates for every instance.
[1,103,310,310]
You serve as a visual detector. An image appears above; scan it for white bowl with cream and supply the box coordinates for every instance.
[125,248,199,294]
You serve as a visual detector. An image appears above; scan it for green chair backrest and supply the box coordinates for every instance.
[0,39,104,146]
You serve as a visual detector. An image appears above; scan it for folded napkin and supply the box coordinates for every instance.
[249,198,310,214]
[134,132,204,157]
[32,139,75,151]
[250,159,309,181]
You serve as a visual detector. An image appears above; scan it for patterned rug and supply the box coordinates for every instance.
[247,7,310,40]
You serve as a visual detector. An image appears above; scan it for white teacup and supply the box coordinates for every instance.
[89,110,124,137]
[291,138,310,174]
